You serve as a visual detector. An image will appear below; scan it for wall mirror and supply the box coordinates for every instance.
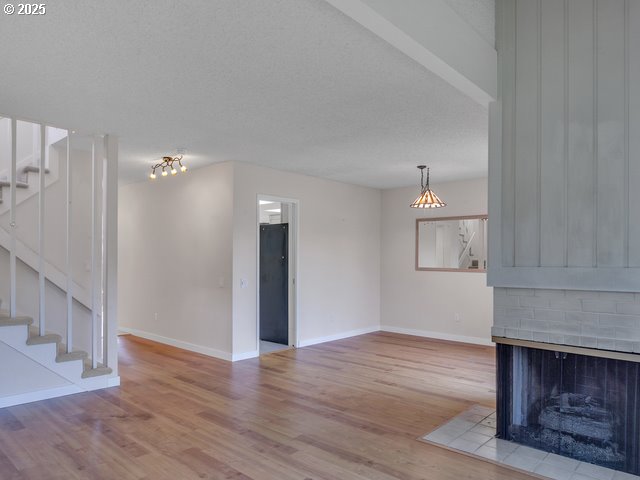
[416,215,488,272]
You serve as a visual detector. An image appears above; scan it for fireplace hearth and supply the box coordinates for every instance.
[496,343,640,476]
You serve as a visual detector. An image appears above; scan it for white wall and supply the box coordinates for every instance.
[381,177,493,344]
[232,162,381,357]
[118,162,234,359]
[118,161,490,360]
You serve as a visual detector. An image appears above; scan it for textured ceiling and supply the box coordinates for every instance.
[0,0,491,188]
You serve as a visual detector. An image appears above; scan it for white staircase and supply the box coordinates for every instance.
[0,310,112,384]
[0,115,119,407]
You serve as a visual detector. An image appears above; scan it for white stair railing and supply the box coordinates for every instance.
[458,230,476,268]
[2,114,118,375]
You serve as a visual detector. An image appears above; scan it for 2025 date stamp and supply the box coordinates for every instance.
[4,3,46,15]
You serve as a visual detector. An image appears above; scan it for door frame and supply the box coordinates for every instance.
[256,194,299,351]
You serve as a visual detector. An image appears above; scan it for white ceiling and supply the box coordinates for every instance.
[0,0,491,189]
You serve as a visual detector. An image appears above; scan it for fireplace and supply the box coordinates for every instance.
[496,343,640,476]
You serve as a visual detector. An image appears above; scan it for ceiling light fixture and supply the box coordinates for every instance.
[409,165,446,209]
[149,155,187,180]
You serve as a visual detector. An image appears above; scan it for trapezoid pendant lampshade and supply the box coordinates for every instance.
[409,165,446,209]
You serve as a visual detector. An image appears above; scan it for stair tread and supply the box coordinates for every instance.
[22,165,50,174]
[0,181,28,188]
[81,365,113,379]
[0,315,33,326]
[27,329,62,345]
[56,350,89,363]
[55,342,89,362]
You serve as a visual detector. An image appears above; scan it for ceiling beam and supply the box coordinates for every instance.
[325,0,497,106]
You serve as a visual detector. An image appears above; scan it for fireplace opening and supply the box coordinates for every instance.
[496,344,640,475]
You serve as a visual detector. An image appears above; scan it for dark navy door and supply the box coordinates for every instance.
[259,224,288,344]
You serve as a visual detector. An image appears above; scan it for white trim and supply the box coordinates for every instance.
[380,325,494,346]
[118,327,232,361]
[107,376,121,388]
[297,325,380,348]
[231,350,259,362]
[0,384,83,409]
[324,0,497,106]
[79,375,121,391]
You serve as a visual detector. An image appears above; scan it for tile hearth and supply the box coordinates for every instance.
[421,405,638,480]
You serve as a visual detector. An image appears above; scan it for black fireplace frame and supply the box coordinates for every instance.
[496,342,640,475]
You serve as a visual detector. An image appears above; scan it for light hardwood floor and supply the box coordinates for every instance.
[0,332,534,479]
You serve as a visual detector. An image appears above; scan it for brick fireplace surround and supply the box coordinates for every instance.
[492,288,640,354]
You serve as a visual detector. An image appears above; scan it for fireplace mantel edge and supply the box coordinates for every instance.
[492,336,640,363]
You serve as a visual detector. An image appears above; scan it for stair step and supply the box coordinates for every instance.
[0,181,28,189]
[0,315,33,326]
[22,165,50,174]
[81,363,113,379]
[56,343,88,363]
[27,326,62,345]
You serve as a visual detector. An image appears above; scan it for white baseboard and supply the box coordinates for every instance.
[297,325,380,348]
[380,325,493,346]
[118,325,492,363]
[231,350,259,362]
[0,384,83,409]
[118,327,232,361]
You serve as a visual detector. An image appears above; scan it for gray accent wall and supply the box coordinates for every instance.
[489,0,640,293]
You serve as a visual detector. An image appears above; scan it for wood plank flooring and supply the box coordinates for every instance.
[0,332,534,479]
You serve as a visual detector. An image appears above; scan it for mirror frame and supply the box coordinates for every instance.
[415,214,488,272]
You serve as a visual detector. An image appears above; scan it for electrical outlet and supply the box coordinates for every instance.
[454,313,461,324]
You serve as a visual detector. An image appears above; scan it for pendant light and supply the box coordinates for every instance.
[409,165,446,208]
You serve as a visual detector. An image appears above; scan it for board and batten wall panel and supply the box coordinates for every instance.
[596,0,626,268]
[567,0,596,268]
[489,0,640,291]
[631,0,640,267]
[513,0,540,267]
[540,0,567,267]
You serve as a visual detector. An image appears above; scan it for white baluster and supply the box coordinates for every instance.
[65,131,73,352]
[9,119,17,318]
[102,134,118,370]
[38,124,46,335]
[91,137,99,369]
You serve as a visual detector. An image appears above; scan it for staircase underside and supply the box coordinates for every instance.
[0,340,80,408]
[0,311,118,405]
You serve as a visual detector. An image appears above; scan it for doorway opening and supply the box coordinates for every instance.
[257,196,298,355]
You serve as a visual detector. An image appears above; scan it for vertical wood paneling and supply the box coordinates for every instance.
[628,0,640,266]
[567,0,596,267]
[500,0,516,268]
[539,0,567,267]
[514,0,540,267]
[595,0,626,267]
[493,0,640,291]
